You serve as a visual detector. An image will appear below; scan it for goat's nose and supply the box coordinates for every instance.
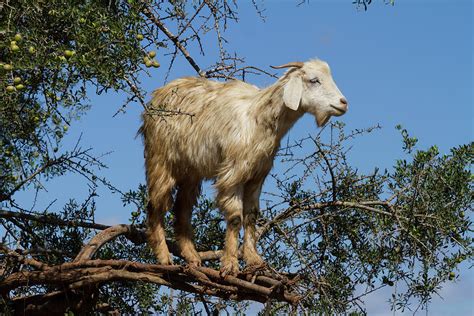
[339,97,348,112]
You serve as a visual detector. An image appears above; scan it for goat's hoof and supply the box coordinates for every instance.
[243,253,265,267]
[157,254,174,266]
[182,251,201,267]
[219,260,240,277]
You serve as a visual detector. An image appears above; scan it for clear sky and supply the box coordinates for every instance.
[12,0,473,314]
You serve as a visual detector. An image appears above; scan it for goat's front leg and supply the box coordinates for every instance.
[243,180,265,267]
[217,184,244,276]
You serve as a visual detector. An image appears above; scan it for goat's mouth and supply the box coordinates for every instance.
[330,104,347,116]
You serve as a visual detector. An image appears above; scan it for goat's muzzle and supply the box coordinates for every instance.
[330,101,348,115]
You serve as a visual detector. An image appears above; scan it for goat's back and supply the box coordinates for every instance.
[150,77,258,111]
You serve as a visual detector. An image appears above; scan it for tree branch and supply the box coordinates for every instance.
[141,3,204,76]
[1,258,301,308]
[0,209,110,230]
[256,200,399,240]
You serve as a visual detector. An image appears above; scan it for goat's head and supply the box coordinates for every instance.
[272,59,348,127]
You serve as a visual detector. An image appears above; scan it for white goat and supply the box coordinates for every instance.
[140,59,348,275]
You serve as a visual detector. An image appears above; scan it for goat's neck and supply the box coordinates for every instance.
[252,82,303,145]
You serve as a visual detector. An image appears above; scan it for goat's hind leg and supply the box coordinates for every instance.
[173,181,202,266]
[147,169,175,265]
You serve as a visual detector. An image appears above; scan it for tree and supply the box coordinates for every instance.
[1,0,472,314]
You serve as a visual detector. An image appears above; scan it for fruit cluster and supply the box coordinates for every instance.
[143,50,160,68]
[1,34,30,93]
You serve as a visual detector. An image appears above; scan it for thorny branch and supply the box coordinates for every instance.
[1,148,103,203]
[139,0,273,81]
[0,209,110,231]
[141,3,204,77]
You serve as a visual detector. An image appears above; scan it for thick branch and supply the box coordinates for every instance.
[74,224,138,261]
[2,259,301,306]
[0,243,46,270]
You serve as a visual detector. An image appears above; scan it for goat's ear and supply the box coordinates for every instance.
[283,76,303,111]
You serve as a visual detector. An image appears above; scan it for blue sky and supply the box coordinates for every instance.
[11,0,473,314]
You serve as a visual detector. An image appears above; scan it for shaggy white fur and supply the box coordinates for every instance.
[140,59,348,275]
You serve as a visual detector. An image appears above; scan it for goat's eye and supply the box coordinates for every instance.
[310,78,320,84]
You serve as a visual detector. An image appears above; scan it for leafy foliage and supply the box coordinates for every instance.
[0,0,152,202]
[2,0,473,315]
[258,124,472,313]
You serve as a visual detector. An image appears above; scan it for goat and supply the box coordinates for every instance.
[140,59,348,275]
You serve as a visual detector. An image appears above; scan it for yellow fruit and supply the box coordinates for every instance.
[136,34,144,40]
[3,64,13,71]
[148,51,156,58]
[13,77,21,84]
[152,60,160,68]
[6,85,16,92]
[10,41,17,46]
[14,33,22,41]
[15,84,25,90]
[10,44,20,52]
[63,125,69,131]
[145,60,153,67]
[28,46,36,54]
[64,50,75,58]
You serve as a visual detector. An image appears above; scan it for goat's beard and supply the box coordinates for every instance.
[316,114,331,127]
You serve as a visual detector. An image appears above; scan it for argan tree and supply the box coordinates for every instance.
[0,0,472,314]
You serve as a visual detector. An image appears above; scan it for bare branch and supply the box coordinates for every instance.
[0,208,110,230]
[141,3,204,76]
